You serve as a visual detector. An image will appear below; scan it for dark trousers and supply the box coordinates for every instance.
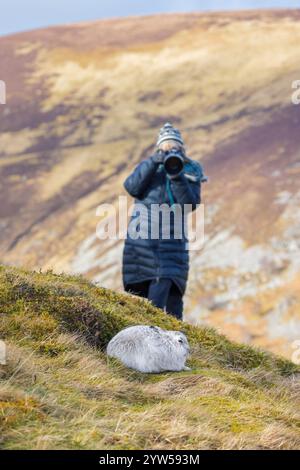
[125,278,183,320]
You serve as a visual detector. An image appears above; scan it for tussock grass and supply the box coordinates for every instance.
[0,265,299,449]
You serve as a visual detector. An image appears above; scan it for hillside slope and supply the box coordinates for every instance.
[0,10,300,357]
[0,265,299,450]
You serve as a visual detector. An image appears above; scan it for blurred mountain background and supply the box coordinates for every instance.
[1,0,299,36]
[0,9,300,358]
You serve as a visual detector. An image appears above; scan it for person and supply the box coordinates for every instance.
[122,122,204,320]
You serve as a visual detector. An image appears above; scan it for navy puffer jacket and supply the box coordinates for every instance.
[122,153,203,294]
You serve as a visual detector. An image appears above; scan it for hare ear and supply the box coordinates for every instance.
[150,326,160,333]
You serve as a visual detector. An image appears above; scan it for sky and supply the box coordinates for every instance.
[0,0,299,36]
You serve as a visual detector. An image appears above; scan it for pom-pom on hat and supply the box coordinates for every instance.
[156,122,184,147]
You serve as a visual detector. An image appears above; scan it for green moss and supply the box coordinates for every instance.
[37,340,68,357]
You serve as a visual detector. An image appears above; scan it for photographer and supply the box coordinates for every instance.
[122,123,204,320]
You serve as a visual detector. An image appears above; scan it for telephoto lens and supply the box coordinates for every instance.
[164,150,184,178]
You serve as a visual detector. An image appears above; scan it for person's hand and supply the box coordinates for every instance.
[151,149,165,164]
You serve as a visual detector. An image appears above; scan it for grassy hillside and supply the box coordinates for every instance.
[0,265,299,450]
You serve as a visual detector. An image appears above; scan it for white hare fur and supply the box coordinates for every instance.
[107,325,191,373]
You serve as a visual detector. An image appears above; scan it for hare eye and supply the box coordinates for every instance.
[178,339,183,343]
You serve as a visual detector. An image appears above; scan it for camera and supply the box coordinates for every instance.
[163,149,184,177]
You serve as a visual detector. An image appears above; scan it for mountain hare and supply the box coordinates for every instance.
[107,325,191,373]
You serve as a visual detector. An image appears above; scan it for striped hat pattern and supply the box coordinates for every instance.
[156,122,184,147]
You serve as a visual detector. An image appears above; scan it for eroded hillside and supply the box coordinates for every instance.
[0,10,300,357]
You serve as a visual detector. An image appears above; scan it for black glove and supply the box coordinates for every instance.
[151,149,165,164]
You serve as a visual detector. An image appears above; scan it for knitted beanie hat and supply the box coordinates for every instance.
[156,122,184,147]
